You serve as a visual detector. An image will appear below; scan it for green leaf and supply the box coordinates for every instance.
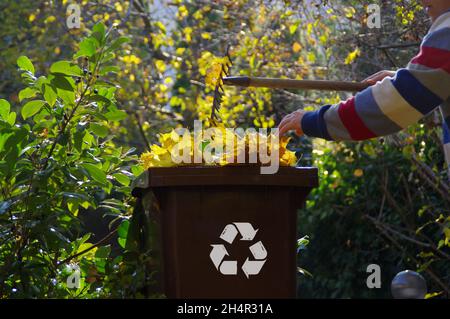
[59,192,90,201]
[90,123,109,138]
[4,127,28,151]
[0,99,10,119]
[92,22,107,44]
[74,38,97,58]
[50,61,83,77]
[0,132,14,152]
[7,112,16,126]
[118,220,129,238]
[49,75,75,106]
[106,36,131,53]
[17,56,35,74]
[73,130,85,152]
[35,76,48,91]
[22,100,46,119]
[131,165,144,176]
[81,163,107,185]
[88,94,112,106]
[56,88,75,106]
[99,66,120,75]
[105,110,127,121]
[50,75,75,91]
[49,227,70,243]
[113,173,130,186]
[95,245,111,259]
[18,88,39,102]
[93,22,106,35]
[43,84,57,107]
[4,145,19,174]
[82,131,94,149]
[118,237,127,249]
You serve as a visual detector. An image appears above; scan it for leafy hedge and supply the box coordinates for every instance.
[0,24,161,298]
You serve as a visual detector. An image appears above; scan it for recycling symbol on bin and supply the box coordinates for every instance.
[209,222,267,278]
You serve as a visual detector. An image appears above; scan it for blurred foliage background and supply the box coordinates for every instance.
[0,0,449,298]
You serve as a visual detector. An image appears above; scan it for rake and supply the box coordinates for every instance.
[210,47,370,121]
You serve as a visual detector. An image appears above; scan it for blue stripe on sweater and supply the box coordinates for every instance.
[355,88,402,135]
[301,105,332,140]
[422,27,450,51]
[391,69,443,115]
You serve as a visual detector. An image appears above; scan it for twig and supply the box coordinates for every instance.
[57,229,118,266]
[376,42,421,49]
[366,215,431,248]
[133,112,151,151]
[366,215,450,296]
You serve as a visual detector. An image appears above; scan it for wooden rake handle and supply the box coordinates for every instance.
[223,76,370,92]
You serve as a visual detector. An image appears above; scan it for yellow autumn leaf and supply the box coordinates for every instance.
[344,7,356,18]
[345,48,360,65]
[205,63,223,88]
[45,15,56,24]
[201,32,212,40]
[115,2,123,12]
[444,228,450,240]
[178,5,189,18]
[176,47,186,55]
[292,42,302,53]
[155,60,166,74]
[353,168,364,177]
[183,27,193,43]
[122,55,142,65]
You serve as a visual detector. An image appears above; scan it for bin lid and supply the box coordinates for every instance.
[131,166,318,196]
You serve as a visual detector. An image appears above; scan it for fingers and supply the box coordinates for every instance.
[363,70,395,85]
[278,114,291,129]
[363,71,383,84]
[278,110,304,136]
[278,122,290,136]
[278,119,293,136]
[278,115,297,136]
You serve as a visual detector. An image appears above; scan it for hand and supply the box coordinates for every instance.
[278,109,306,137]
[363,70,395,85]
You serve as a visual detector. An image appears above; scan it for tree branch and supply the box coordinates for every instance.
[57,229,118,266]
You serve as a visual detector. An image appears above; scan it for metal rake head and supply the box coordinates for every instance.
[211,46,233,124]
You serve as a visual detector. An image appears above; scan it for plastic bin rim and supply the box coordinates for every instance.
[131,166,319,196]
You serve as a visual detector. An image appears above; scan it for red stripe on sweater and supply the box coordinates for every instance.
[410,46,450,73]
[337,97,376,140]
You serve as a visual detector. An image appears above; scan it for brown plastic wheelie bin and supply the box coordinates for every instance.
[131,166,318,298]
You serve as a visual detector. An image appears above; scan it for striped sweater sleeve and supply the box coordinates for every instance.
[301,12,450,141]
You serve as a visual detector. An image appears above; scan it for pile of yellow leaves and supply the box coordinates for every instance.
[140,55,298,170]
[140,127,298,170]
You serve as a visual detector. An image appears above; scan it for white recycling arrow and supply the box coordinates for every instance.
[209,244,228,270]
[242,258,266,278]
[234,222,258,241]
[249,241,267,260]
[220,224,238,244]
[220,260,238,275]
[210,222,267,278]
